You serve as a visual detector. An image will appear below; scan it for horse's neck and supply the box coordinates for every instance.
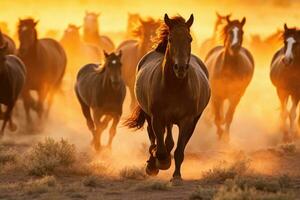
[162,50,188,88]
[19,42,37,61]
[84,28,100,42]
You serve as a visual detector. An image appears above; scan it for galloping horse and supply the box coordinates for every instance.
[117,18,160,110]
[199,12,231,58]
[61,24,102,75]
[0,42,26,137]
[125,14,210,181]
[205,17,254,141]
[270,24,300,142]
[75,51,125,151]
[18,19,66,123]
[83,11,115,53]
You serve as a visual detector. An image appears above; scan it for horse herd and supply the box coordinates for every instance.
[0,12,299,181]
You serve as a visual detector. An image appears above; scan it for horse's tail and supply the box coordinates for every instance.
[124,106,147,130]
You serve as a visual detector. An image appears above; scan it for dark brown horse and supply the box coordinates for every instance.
[117,18,160,110]
[0,31,16,55]
[0,42,26,137]
[83,11,115,53]
[199,12,231,58]
[270,24,300,142]
[60,24,102,75]
[18,19,66,123]
[205,17,254,142]
[75,51,125,151]
[125,14,210,182]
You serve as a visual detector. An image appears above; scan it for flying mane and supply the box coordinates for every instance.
[154,16,186,53]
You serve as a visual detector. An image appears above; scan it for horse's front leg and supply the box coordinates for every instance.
[165,124,174,154]
[0,104,14,138]
[152,116,170,170]
[172,116,200,182]
[37,86,49,119]
[289,96,299,140]
[145,117,159,176]
[277,89,289,142]
[212,96,224,139]
[224,95,241,142]
[107,114,120,148]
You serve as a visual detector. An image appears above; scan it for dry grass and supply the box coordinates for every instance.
[23,176,57,195]
[201,159,250,184]
[24,137,76,176]
[134,180,171,191]
[278,143,297,154]
[119,166,147,180]
[82,175,104,187]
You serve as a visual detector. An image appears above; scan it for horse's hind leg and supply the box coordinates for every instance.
[172,115,200,182]
[107,114,120,149]
[277,89,289,142]
[22,91,34,124]
[289,96,299,140]
[212,97,224,139]
[145,116,159,176]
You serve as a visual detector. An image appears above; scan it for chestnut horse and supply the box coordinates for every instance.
[270,24,300,142]
[125,14,210,182]
[199,12,231,58]
[83,11,115,53]
[18,19,66,123]
[205,17,254,142]
[117,18,160,110]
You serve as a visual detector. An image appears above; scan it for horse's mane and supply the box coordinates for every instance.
[131,17,158,37]
[153,16,186,53]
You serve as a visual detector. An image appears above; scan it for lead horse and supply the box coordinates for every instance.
[125,14,210,182]
[205,17,254,142]
[270,24,300,142]
[18,19,66,124]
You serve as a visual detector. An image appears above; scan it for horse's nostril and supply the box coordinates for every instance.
[174,64,179,70]
[185,64,189,69]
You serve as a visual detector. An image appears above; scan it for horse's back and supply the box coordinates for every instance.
[100,35,115,53]
[3,34,16,55]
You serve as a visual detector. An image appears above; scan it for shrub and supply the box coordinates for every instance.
[135,180,170,191]
[24,176,57,195]
[25,138,76,176]
[82,175,103,187]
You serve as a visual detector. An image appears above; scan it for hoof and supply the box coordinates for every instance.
[155,155,171,170]
[171,176,183,186]
[146,157,159,176]
[9,123,17,132]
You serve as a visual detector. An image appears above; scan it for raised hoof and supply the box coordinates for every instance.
[155,155,171,170]
[9,123,17,132]
[171,176,183,186]
[146,157,159,176]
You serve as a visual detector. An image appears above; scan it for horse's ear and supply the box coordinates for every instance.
[117,50,122,58]
[241,17,246,26]
[284,23,288,31]
[164,14,172,28]
[186,14,194,28]
[226,16,231,23]
[34,20,39,27]
[103,50,109,58]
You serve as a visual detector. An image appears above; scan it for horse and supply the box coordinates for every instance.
[199,12,231,58]
[60,24,102,75]
[124,14,210,182]
[126,13,141,39]
[0,31,16,55]
[205,16,254,142]
[270,24,300,142]
[83,11,115,53]
[117,17,160,110]
[0,42,26,137]
[17,18,67,124]
[75,51,125,151]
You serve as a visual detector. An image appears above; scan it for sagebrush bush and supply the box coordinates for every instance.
[0,147,17,165]
[82,175,103,187]
[135,180,170,191]
[23,176,57,195]
[119,166,147,180]
[25,137,76,176]
[201,159,250,184]
[189,186,217,200]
